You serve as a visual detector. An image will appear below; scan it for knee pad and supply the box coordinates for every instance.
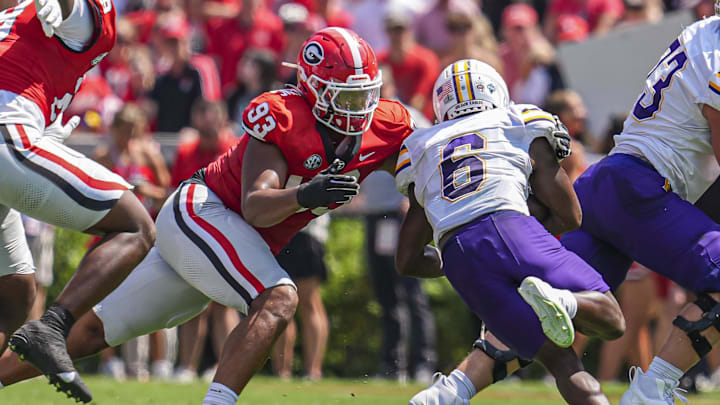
[472,337,532,383]
[672,292,720,358]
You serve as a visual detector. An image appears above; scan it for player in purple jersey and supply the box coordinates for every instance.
[397,60,625,405]
[411,4,720,404]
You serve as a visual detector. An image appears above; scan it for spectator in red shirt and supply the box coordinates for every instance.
[554,13,589,44]
[150,15,222,132]
[544,0,625,40]
[102,17,136,102]
[316,0,353,28]
[170,100,237,186]
[124,0,183,45]
[205,0,285,90]
[378,11,439,121]
[499,4,565,106]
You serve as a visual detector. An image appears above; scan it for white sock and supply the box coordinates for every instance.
[647,356,683,382]
[558,290,578,319]
[445,369,477,401]
[0,379,4,389]
[202,382,238,405]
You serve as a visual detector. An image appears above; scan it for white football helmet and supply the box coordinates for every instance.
[432,59,510,123]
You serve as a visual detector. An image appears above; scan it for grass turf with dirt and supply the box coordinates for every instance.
[3,375,720,404]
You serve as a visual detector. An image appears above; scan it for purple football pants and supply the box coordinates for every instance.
[442,210,609,359]
[562,153,720,293]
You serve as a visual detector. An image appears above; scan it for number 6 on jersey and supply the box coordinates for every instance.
[440,132,487,202]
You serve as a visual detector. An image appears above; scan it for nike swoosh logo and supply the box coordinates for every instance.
[358,152,375,161]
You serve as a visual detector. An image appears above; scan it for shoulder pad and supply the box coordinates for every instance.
[517,106,558,131]
[371,99,415,141]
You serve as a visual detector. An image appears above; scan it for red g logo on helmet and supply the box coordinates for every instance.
[292,27,383,136]
[302,42,324,66]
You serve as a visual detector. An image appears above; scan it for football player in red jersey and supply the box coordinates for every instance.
[0,0,155,402]
[0,27,414,403]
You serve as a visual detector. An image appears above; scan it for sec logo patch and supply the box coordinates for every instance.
[304,154,323,170]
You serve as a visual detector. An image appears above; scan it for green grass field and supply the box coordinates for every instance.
[3,376,720,404]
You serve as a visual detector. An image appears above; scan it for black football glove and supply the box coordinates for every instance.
[296,174,359,208]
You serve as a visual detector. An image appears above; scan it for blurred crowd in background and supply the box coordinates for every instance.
[7,0,720,393]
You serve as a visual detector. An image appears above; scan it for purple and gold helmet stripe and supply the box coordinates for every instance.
[453,62,464,102]
[464,60,475,100]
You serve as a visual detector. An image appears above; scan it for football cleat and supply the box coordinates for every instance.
[517,276,575,348]
[409,373,469,405]
[619,367,688,405]
[9,320,92,403]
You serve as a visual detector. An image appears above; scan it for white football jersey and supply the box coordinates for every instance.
[395,104,559,244]
[612,16,720,203]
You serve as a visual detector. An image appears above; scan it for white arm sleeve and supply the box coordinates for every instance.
[54,0,94,51]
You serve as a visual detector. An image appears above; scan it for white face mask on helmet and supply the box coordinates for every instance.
[432,59,510,123]
[716,0,720,16]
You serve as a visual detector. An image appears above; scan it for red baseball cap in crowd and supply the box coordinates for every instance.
[502,3,538,28]
[159,14,190,40]
[555,14,589,43]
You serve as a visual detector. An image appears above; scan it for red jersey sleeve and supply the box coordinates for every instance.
[240,91,296,145]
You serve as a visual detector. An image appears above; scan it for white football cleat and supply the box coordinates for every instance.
[619,367,688,405]
[409,373,468,405]
[518,276,575,348]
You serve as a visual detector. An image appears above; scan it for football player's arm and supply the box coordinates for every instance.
[395,184,443,278]
[241,137,301,228]
[528,137,582,235]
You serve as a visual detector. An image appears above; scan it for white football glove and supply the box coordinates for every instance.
[549,115,571,161]
[34,0,63,37]
[44,113,81,143]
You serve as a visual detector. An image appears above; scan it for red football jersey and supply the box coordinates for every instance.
[0,0,116,126]
[205,88,414,254]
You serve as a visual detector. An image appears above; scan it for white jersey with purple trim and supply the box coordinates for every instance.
[395,104,559,244]
[612,16,720,203]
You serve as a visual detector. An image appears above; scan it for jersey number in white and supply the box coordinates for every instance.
[247,102,277,139]
[50,76,83,122]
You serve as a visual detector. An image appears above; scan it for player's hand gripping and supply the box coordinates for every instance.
[44,113,81,143]
[296,173,359,208]
[549,115,572,161]
[34,0,63,37]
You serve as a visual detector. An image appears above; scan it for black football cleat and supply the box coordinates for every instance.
[9,320,92,403]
